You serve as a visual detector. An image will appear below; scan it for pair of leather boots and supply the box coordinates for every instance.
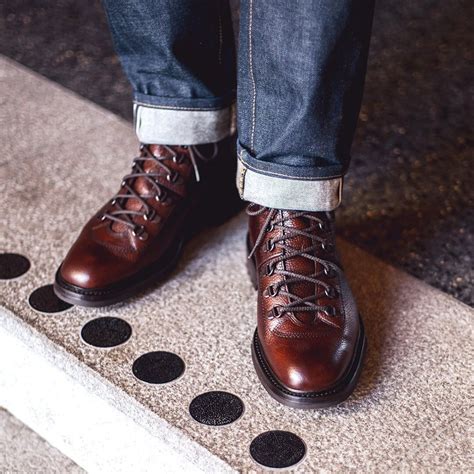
[54,136,366,409]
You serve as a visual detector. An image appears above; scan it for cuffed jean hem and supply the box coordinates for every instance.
[237,150,343,212]
[133,101,235,145]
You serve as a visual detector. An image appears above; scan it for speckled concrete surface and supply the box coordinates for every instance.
[0,0,472,305]
[1,58,473,472]
[0,408,83,473]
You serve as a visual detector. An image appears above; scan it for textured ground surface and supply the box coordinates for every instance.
[0,0,472,305]
[1,58,473,472]
[0,407,84,473]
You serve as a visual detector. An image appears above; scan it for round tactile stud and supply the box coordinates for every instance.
[0,253,30,279]
[28,284,73,313]
[132,351,185,384]
[81,317,132,348]
[189,391,244,426]
[250,430,306,469]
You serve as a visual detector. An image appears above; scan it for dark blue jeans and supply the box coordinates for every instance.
[102,0,374,211]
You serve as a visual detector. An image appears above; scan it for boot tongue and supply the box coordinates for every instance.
[111,145,190,233]
[281,210,324,325]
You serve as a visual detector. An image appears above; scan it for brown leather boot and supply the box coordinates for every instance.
[247,204,366,408]
[54,135,240,307]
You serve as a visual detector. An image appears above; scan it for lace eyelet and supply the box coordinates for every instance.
[323,266,336,278]
[324,287,338,299]
[265,285,279,297]
[265,263,275,276]
[318,221,327,230]
[268,306,282,320]
[121,180,127,187]
[266,239,275,252]
[99,214,106,221]
[172,154,185,164]
[132,225,148,241]
[321,242,334,252]
[155,190,168,203]
[265,223,274,232]
[167,172,179,183]
[143,209,158,222]
[110,199,117,206]
[322,305,337,316]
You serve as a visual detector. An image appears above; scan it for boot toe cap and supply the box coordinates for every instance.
[59,241,123,290]
[274,358,344,393]
[263,337,354,393]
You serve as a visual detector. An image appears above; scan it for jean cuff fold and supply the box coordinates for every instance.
[133,101,235,145]
[237,149,343,212]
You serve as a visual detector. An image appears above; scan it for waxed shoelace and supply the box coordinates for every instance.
[247,203,341,322]
[101,143,218,233]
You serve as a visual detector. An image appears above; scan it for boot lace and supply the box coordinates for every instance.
[100,143,217,237]
[247,204,341,322]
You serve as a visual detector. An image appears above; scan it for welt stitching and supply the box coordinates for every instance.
[238,155,343,181]
[272,329,332,338]
[248,0,257,152]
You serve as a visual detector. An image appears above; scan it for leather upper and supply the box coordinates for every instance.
[248,207,360,393]
[60,143,216,289]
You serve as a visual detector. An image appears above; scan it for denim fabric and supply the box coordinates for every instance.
[237,0,375,179]
[102,0,236,110]
[102,0,374,209]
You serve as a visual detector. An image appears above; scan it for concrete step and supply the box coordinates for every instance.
[0,407,84,473]
[1,56,472,472]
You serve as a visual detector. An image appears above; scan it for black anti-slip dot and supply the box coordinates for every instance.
[250,430,306,469]
[0,253,31,279]
[132,351,185,384]
[189,391,244,426]
[28,284,73,313]
[81,316,132,348]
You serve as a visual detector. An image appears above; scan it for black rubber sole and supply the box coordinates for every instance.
[246,236,367,409]
[54,237,184,307]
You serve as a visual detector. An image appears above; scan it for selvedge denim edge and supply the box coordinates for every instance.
[133,102,235,145]
[237,148,343,212]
